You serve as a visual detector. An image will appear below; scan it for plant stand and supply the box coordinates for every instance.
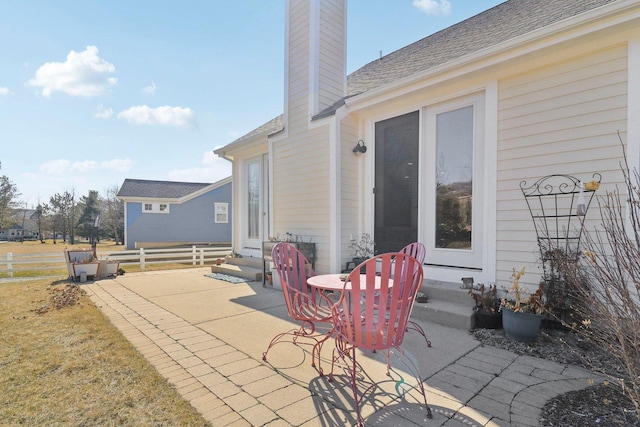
[520,174,601,323]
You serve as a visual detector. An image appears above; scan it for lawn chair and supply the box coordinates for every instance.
[262,242,337,375]
[399,242,431,348]
[329,253,432,425]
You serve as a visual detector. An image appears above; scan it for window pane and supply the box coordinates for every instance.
[247,161,260,239]
[215,203,228,223]
[435,106,473,250]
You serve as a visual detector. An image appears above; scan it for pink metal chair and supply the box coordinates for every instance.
[262,242,337,375]
[399,242,431,348]
[329,253,433,425]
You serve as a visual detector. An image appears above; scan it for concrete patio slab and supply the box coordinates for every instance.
[84,268,603,426]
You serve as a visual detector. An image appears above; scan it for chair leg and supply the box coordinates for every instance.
[263,321,329,376]
[407,320,431,347]
[349,346,366,427]
[311,330,333,376]
[389,347,433,420]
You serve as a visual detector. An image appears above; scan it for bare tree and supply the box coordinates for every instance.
[557,136,640,417]
[36,202,50,243]
[102,185,124,245]
[0,162,20,232]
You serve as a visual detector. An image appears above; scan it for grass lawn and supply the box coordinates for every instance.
[0,277,212,425]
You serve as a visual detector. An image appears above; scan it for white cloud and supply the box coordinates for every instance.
[144,81,157,94]
[412,0,451,16]
[0,87,11,96]
[27,45,117,97]
[72,160,99,172]
[117,105,195,127]
[94,104,114,119]
[39,157,134,175]
[167,150,231,183]
[202,150,218,165]
[39,159,71,175]
[100,158,135,172]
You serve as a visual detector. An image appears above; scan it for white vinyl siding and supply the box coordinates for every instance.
[287,1,311,125]
[317,0,345,111]
[496,45,628,286]
[339,115,361,268]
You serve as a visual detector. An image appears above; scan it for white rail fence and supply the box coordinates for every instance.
[1,246,232,278]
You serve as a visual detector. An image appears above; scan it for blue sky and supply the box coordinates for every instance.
[0,0,503,208]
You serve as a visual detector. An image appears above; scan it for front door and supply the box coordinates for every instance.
[374,111,420,254]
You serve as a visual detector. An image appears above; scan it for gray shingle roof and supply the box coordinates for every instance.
[221,114,284,150]
[345,0,617,99]
[233,0,619,142]
[117,179,212,199]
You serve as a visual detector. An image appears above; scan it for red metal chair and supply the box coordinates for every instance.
[329,253,433,425]
[399,242,431,348]
[262,242,337,375]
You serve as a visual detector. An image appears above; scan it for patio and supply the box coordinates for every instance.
[84,268,599,426]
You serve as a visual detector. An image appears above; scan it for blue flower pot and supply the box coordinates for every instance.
[502,308,543,343]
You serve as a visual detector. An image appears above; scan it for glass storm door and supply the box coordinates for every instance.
[423,94,484,269]
[245,156,268,250]
[374,111,420,254]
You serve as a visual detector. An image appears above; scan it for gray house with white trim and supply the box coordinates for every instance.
[117,177,232,250]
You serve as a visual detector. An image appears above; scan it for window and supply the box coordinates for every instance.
[247,159,260,239]
[142,203,170,213]
[215,203,228,223]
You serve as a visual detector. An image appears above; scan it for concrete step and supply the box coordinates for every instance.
[223,256,263,269]
[422,279,476,305]
[412,279,476,330]
[210,262,263,282]
[411,298,474,331]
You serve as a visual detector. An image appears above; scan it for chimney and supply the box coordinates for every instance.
[285,0,347,123]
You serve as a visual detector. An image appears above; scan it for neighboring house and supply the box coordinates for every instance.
[0,209,39,241]
[117,177,232,250]
[215,0,639,287]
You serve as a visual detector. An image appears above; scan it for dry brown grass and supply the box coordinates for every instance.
[0,278,211,426]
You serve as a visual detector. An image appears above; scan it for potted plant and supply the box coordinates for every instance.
[500,267,546,342]
[349,233,375,264]
[468,283,502,329]
[348,233,376,272]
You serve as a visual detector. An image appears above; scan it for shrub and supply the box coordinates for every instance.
[555,135,640,418]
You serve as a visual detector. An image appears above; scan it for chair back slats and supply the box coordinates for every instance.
[334,253,423,351]
[399,242,425,264]
[271,242,331,323]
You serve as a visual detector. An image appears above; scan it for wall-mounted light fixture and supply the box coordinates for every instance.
[352,140,367,155]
